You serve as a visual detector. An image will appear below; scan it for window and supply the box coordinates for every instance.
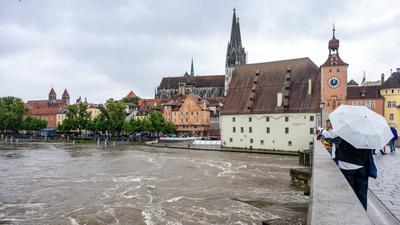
[337,68,340,72]
[233,127,236,133]
[250,139,253,144]
[249,117,252,122]
[328,69,332,73]
[232,117,236,122]
[249,127,252,133]
[392,89,394,93]
[390,114,394,120]
[285,116,289,122]
[240,127,244,133]
[229,138,233,142]
[285,127,289,134]
[260,140,264,145]
[365,101,375,109]
[352,101,363,106]
[288,141,292,146]
[191,112,193,116]
[388,101,397,108]
[310,128,314,134]
[310,116,314,121]
[266,117,269,122]
[266,127,270,133]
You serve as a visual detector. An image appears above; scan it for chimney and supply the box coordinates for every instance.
[381,73,385,85]
[308,79,312,95]
[277,93,282,107]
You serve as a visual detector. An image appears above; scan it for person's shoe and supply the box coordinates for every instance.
[380,149,387,155]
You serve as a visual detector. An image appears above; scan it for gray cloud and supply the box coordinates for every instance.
[0,0,399,103]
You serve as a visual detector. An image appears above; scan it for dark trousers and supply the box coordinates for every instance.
[390,139,396,152]
[341,166,369,210]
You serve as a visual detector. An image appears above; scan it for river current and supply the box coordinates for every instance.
[0,143,308,225]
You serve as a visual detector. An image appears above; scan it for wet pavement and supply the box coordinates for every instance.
[0,143,308,225]
[369,148,400,223]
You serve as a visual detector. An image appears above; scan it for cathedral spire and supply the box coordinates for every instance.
[190,57,194,76]
[226,8,246,68]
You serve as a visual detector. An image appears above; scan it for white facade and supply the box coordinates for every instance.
[221,113,318,151]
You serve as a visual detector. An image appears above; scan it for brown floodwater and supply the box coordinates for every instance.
[0,143,308,225]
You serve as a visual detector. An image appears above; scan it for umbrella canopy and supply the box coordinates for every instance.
[329,105,393,149]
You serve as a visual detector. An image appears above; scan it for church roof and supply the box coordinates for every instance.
[347,85,382,100]
[158,75,224,89]
[62,89,70,97]
[222,57,321,115]
[49,88,56,96]
[382,71,400,89]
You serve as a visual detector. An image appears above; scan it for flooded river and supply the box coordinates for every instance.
[0,143,308,225]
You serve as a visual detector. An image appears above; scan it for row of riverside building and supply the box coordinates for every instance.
[24,9,400,152]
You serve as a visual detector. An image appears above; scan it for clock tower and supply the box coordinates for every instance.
[321,25,348,115]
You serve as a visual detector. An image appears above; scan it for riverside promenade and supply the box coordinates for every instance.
[369,149,400,224]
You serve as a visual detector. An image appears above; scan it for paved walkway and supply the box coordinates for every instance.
[369,148,400,223]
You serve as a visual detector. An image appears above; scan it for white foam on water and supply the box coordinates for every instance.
[142,209,154,225]
[112,176,155,183]
[166,196,184,203]
[68,217,80,225]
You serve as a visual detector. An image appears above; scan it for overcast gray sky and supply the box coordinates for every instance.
[0,0,399,103]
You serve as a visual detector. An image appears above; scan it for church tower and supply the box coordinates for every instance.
[321,25,348,116]
[62,88,70,105]
[225,8,247,95]
[48,87,57,105]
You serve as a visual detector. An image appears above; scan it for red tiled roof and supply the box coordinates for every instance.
[49,88,56,96]
[26,100,66,109]
[62,89,70,97]
[126,90,137,98]
[138,99,162,107]
[222,57,321,115]
[28,107,60,115]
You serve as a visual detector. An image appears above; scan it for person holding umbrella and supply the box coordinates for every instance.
[317,105,393,210]
[389,126,398,152]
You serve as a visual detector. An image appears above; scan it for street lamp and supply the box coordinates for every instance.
[319,101,325,128]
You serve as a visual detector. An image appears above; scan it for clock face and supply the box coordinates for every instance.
[328,76,340,88]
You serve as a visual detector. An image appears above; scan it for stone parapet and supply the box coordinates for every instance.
[308,138,373,225]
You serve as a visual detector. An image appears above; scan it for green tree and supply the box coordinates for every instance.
[148,111,165,133]
[105,99,126,136]
[94,99,126,136]
[62,102,91,136]
[22,116,47,134]
[122,96,140,104]
[0,97,27,133]
[162,121,177,134]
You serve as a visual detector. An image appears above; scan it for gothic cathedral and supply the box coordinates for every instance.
[225,8,247,96]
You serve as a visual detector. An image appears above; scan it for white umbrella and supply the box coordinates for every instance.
[329,105,393,149]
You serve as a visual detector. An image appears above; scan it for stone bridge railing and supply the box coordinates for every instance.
[308,138,374,225]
